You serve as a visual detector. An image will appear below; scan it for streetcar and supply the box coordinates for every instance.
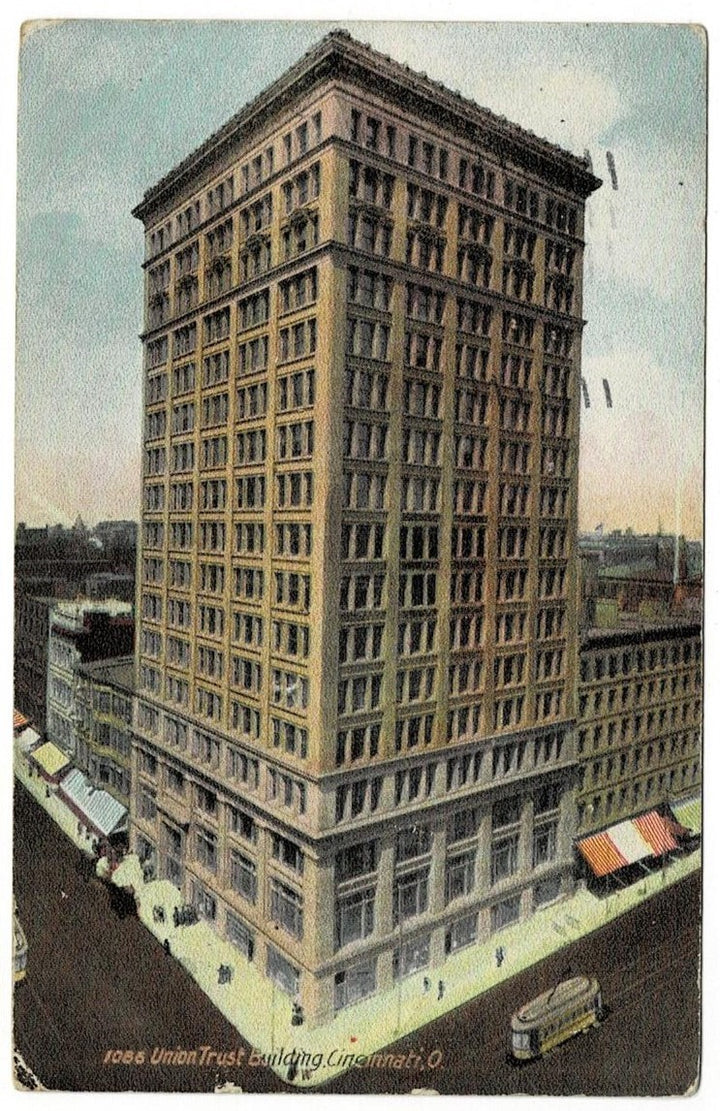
[510,975,603,1060]
[13,911,28,985]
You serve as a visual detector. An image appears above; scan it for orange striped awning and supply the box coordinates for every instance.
[576,830,631,877]
[577,810,679,878]
[633,810,679,855]
[13,710,29,731]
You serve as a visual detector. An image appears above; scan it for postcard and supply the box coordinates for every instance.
[12,14,705,1097]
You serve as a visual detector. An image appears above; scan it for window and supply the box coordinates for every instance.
[334,960,377,1011]
[270,880,303,939]
[534,875,562,908]
[349,161,395,208]
[445,850,476,904]
[230,850,257,903]
[139,751,158,780]
[280,269,317,314]
[348,211,392,257]
[166,766,185,796]
[138,785,157,821]
[191,881,217,922]
[282,213,319,259]
[396,825,432,862]
[491,896,521,931]
[195,827,217,873]
[348,267,392,311]
[227,747,260,788]
[335,777,382,823]
[491,831,519,884]
[271,833,304,874]
[335,888,375,949]
[276,421,314,460]
[336,840,377,882]
[226,911,255,961]
[275,522,312,559]
[271,717,308,758]
[278,319,317,363]
[203,307,230,345]
[393,935,430,979]
[277,369,315,412]
[445,913,477,953]
[267,945,300,995]
[195,783,218,816]
[393,869,429,925]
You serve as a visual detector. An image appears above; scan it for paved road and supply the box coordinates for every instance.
[322,869,702,1096]
[12,780,283,1093]
[13,779,701,1094]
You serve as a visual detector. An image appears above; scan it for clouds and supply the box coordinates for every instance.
[579,347,703,537]
[20,19,184,95]
[14,21,706,533]
[585,140,705,305]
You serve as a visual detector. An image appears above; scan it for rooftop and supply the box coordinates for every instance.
[582,619,701,651]
[52,598,133,619]
[134,28,601,221]
[77,655,135,694]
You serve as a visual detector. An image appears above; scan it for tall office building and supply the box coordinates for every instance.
[131,30,600,1024]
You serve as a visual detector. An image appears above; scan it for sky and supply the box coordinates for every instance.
[13,15,707,538]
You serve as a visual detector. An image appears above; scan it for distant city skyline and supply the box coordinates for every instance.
[15,21,706,538]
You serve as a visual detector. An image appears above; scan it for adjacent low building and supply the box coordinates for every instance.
[14,595,55,735]
[76,655,136,808]
[575,621,702,841]
[46,600,134,757]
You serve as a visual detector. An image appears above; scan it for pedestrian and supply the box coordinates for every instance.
[423,976,431,994]
[437,980,445,1001]
[163,938,171,956]
[495,945,505,967]
[173,906,179,928]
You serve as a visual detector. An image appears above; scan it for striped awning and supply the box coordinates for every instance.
[577,810,680,877]
[13,709,29,731]
[634,810,678,855]
[576,830,630,877]
[670,795,701,836]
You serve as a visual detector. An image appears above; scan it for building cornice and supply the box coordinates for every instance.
[581,621,702,652]
[133,29,601,225]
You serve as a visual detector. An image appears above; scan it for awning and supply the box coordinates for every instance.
[16,726,41,753]
[633,810,678,855]
[31,741,71,780]
[577,810,680,877]
[13,709,29,731]
[576,830,630,877]
[670,795,701,836]
[57,768,127,838]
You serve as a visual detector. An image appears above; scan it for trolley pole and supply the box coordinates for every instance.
[395,913,403,1033]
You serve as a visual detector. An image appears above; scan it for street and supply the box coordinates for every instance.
[13,779,701,1094]
[322,868,701,1096]
[12,780,282,1093]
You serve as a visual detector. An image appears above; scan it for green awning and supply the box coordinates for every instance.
[670,795,701,836]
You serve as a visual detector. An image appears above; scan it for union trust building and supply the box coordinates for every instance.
[131,30,601,1024]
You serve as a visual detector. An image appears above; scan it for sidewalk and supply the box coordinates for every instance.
[110,847,699,1088]
[14,742,700,1089]
[14,739,99,859]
